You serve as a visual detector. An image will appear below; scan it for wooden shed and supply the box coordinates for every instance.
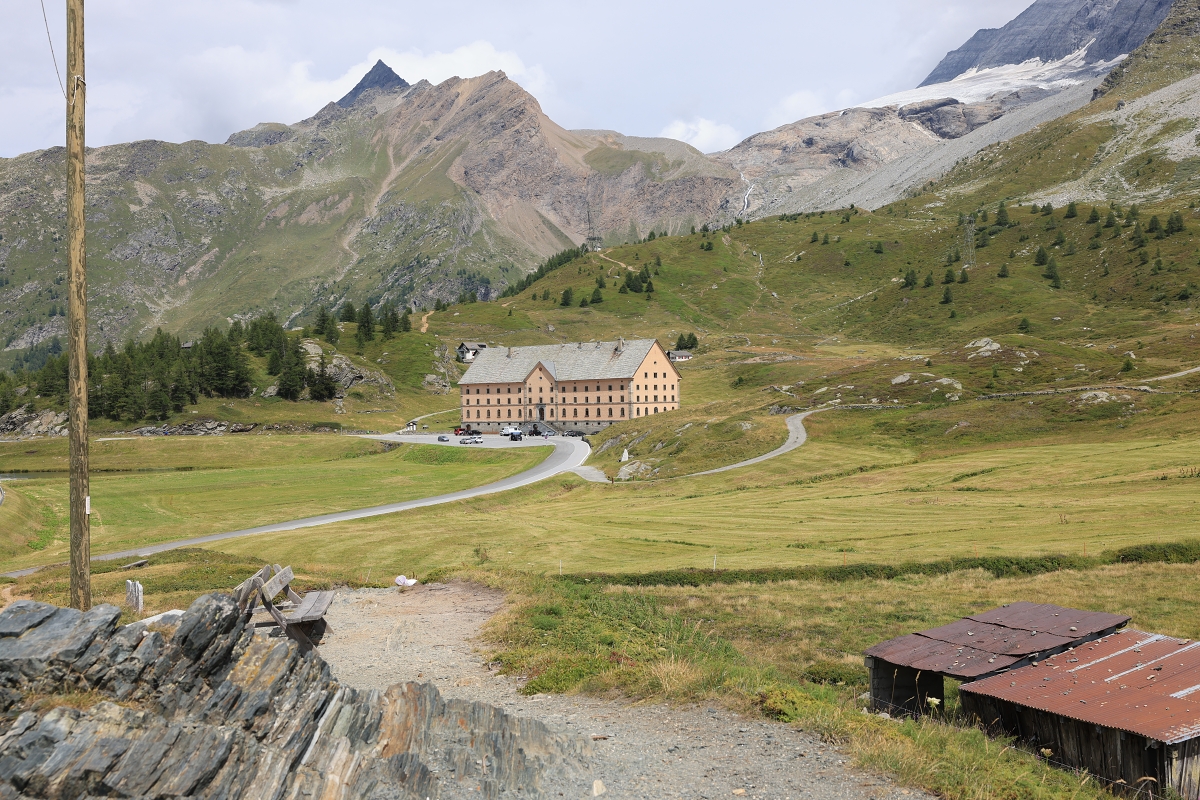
[864,602,1129,716]
[961,628,1200,799]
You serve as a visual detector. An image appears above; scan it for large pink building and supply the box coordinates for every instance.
[457,338,681,433]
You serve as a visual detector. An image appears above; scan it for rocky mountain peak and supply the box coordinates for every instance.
[921,0,1174,86]
[336,59,410,107]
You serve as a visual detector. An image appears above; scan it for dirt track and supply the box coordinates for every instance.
[318,582,928,800]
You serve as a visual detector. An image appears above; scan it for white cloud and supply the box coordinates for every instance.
[658,118,742,154]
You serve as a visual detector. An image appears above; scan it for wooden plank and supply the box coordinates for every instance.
[275,564,303,604]
[259,566,294,603]
[281,591,336,624]
[295,591,335,623]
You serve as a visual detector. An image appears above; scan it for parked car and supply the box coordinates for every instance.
[459,437,476,444]
[564,430,585,437]
[500,426,522,436]
[509,432,523,441]
[437,435,450,442]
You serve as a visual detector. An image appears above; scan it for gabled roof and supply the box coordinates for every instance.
[459,339,661,385]
[457,341,488,350]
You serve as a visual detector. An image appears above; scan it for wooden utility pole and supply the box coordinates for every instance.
[66,0,91,611]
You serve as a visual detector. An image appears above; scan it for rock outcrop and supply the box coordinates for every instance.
[0,405,67,439]
[0,595,592,799]
[300,339,396,397]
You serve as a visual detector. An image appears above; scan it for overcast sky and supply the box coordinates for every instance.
[1,0,1037,158]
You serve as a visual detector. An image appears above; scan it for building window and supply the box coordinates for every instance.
[621,409,625,417]
[585,408,589,417]
[608,408,613,417]
[507,410,512,418]
[636,408,640,416]
[672,395,675,401]
[475,410,480,419]
[654,407,658,414]
[487,410,491,418]
[644,372,648,378]
[573,408,578,417]
[620,395,624,402]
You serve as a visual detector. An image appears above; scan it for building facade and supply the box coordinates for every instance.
[457,339,680,432]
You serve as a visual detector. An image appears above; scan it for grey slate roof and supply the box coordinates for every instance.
[459,339,661,385]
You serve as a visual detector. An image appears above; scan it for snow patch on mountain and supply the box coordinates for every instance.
[863,43,1125,109]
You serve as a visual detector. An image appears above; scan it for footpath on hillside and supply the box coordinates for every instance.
[318,581,929,799]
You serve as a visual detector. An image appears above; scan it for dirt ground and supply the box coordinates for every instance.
[318,582,928,800]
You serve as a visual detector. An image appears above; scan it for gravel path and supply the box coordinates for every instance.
[318,582,927,800]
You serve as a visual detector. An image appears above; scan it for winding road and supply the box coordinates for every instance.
[1,435,592,577]
[1,410,831,576]
[689,408,831,476]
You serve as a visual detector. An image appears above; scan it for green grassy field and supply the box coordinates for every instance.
[0,436,547,570]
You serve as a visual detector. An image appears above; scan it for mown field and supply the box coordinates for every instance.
[0,436,547,571]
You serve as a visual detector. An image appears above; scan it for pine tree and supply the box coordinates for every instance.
[822,233,830,245]
[1018,317,1031,332]
[325,320,340,345]
[923,272,934,287]
[1147,215,1163,235]
[356,304,375,341]
[941,287,953,304]
[400,309,412,332]
[944,267,956,284]
[340,302,357,323]
[958,269,969,283]
[810,231,819,243]
[1087,206,1100,224]
[1104,211,1117,228]
[560,288,574,306]
[591,287,603,304]
[998,264,1009,278]
[380,304,397,339]
[579,296,589,307]
[314,306,330,336]
[1065,202,1078,219]
[903,269,917,288]
[267,348,283,375]
[1034,246,1048,266]
[996,201,1009,226]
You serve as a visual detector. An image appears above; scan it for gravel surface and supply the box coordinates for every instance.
[318,582,929,800]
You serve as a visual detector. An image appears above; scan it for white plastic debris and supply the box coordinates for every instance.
[395,575,418,587]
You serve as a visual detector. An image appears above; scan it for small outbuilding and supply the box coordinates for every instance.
[864,602,1129,716]
[961,628,1200,798]
[667,350,693,362]
[457,342,488,362]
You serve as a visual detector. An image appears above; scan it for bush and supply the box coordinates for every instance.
[803,660,868,687]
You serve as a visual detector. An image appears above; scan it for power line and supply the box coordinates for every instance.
[39,0,66,99]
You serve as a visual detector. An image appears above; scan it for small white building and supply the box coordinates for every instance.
[667,350,693,362]
[457,342,487,362]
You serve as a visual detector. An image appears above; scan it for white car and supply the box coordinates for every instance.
[500,426,522,436]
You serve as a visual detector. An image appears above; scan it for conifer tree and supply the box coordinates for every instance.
[340,302,357,323]
[1087,206,1100,223]
[356,304,375,341]
[995,201,1009,226]
[941,287,953,304]
[923,272,934,287]
[1034,246,1048,266]
[944,267,956,284]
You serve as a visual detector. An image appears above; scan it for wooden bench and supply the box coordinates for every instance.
[234,564,335,650]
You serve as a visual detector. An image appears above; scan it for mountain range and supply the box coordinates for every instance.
[0,0,1193,356]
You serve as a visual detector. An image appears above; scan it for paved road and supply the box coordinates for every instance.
[689,408,832,477]
[2,435,589,576]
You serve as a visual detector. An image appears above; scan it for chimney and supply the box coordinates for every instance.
[616,337,625,353]
[507,347,513,358]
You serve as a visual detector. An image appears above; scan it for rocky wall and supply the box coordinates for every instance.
[0,595,591,799]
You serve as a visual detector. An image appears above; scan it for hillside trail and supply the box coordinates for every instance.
[319,581,927,800]
[337,92,478,277]
[597,252,635,273]
[420,310,433,333]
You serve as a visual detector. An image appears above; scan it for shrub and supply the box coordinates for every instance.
[803,660,868,687]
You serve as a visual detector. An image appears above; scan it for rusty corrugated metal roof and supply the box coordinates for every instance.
[864,602,1130,680]
[961,629,1200,744]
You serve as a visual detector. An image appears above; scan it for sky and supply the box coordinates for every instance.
[1,0,1037,158]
